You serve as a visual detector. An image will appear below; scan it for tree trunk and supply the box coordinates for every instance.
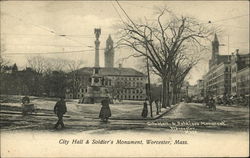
[172,84,177,105]
[166,79,170,107]
[161,77,167,108]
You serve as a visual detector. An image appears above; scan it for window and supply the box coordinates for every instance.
[94,68,99,74]
[225,67,228,72]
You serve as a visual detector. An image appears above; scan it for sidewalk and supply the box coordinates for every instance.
[110,103,179,121]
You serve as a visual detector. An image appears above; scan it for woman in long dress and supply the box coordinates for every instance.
[99,99,112,122]
[141,101,148,118]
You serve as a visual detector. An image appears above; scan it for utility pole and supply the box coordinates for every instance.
[227,34,230,63]
[146,49,153,117]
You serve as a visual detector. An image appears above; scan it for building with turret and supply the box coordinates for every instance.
[197,34,250,99]
[206,34,231,97]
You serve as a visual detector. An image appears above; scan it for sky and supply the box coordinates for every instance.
[0,1,249,85]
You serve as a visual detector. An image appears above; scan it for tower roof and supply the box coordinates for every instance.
[107,34,113,42]
[213,33,219,42]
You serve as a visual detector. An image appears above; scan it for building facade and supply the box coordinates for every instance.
[237,67,250,96]
[231,51,250,96]
[65,67,147,101]
[197,34,249,98]
[204,34,231,97]
[196,79,204,98]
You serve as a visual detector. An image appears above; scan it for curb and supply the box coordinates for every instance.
[152,104,178,120]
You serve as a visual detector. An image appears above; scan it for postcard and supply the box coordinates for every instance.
[0,1,249,157]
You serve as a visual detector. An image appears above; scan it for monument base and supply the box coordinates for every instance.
[83,96,109,104]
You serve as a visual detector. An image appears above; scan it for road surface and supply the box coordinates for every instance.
[1,101,249,132]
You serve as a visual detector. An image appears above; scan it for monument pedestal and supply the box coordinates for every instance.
[83,85,110,104]
[82,67,111,104]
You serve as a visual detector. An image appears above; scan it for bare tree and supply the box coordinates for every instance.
[66,59,85,99]
[0,57,10,73]
[27,56,49,74]
[67,60,84,72]
[117,8,213,108]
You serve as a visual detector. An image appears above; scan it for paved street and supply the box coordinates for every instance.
[1,97,249,132]
[153,103,249,131]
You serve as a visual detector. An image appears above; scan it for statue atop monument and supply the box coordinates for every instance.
[94,28,101,39]
[94,28,101,67]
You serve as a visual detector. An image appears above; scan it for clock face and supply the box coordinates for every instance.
[94,78,99,83]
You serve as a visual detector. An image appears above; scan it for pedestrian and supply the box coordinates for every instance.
[155,99,159,115]
[209,97,216,111]
[99,99,112,122]
[141,100,148,118]
[54,97,67,129]
[204,95,209,107]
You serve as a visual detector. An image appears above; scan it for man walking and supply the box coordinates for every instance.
[54,97,67,129]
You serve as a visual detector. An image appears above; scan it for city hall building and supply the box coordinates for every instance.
[65,29,147,102]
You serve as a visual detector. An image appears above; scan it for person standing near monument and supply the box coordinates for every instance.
[99,99,112,122]
[141,100,148,118]
[54,97,67,129]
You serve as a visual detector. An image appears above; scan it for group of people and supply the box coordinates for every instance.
[219,95,249,106]
[203,94,249,108]
[22,95,161,129]
[141,99,161,118]
[54,98,161,129]
[204,96,216,111]
[53,97,112,129]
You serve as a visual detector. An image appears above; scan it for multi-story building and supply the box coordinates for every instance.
[231,51,250,96]
[203,74,209,97]
[196,79,204,98]
[237,67,250,96]
[65,66,147,101]
[204,34,231,97]
[200,34,249,98]
[231,52,238,96]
